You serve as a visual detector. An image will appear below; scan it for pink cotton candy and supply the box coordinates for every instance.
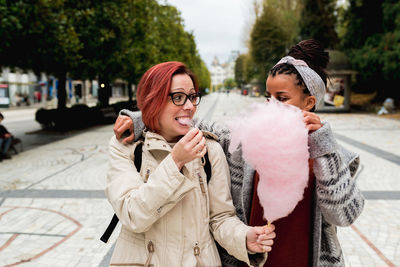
[228,99,309,223]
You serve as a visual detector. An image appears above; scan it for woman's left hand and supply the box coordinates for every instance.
[246,224,276,253]
[302,111,323,133]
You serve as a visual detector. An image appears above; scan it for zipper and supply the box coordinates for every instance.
[144,169,150,183]
[197,172,206,194]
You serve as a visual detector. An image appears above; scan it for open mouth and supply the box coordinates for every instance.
[175,117,193,127]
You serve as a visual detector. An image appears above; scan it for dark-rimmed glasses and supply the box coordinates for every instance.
[168,92,201,106]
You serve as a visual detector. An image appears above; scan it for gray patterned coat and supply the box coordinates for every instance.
[122,109,365,267]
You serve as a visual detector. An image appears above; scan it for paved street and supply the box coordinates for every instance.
[1,92,400,266]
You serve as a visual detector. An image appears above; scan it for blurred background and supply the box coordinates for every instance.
[0,0,399,120]
[0,1,400,266]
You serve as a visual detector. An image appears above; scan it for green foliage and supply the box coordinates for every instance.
[0,0,210,108]
[223,78,236,89]
[299,0,339,49]
[0,0,82,74]
[341,0,383,50]
[239,1,300,84]
[263,0,301,43]
[196,60,211,93]
[234,54,246,86]
[340,0,400,100]
[249,5,292,81]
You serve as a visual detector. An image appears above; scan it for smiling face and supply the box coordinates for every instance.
[266,73,316,111]
[158,73,197,142]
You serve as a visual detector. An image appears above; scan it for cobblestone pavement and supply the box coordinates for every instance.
[1,92,399,266]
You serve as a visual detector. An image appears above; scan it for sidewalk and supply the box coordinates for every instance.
[0,93,399,266]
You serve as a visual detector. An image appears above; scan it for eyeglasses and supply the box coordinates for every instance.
[168,92,201,106]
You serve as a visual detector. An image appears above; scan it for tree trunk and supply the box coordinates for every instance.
[57,72,67,109]
[128,82,133,104]
[82,80,87,104]
[98,77,111,107]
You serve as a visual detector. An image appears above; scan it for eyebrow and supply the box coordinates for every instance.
[266,90,288,95]
[275,91,289,95]
[171,87,195,92]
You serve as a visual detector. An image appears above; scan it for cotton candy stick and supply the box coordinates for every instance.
[228,99,309,223]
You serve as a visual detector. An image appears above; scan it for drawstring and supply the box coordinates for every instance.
[193,242,205,267]
[144,240,154,267]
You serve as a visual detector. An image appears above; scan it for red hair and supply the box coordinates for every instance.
[136,61,198,131]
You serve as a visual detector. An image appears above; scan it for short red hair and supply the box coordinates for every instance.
[136,61,198,132]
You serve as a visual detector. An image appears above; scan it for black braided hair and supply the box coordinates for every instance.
[269,39,330,96]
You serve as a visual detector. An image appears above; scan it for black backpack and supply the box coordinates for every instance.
[100,142,212,243]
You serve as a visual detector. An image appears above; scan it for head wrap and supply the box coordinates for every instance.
[273,56,325,109]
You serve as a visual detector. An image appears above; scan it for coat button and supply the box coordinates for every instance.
[157,207,162,213]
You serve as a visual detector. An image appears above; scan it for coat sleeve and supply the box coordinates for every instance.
[207,141,267,266]
[308,122,365,226]
[105,136,197,233]
[119,109,145,142]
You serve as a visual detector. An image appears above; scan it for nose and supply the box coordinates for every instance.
[183,98,195,110]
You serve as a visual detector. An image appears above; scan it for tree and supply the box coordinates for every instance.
[249,5,292,79]
[0,0,210,108]
[0,0,82,109]
[196,60,211,94]
[224,78,236,89]
[234,54,246,87]
[299,0,339,49]
[70,0,140,107]
[340,0,400,101]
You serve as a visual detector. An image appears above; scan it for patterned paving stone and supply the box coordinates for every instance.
[1,93,399,266]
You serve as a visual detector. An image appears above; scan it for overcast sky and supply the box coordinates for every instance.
[164,0,254,68]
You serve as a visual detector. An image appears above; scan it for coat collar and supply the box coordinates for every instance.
[142,130,172,152]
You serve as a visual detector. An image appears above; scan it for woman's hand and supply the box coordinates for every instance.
[303,111,322,133]
[246,224,276,253]
[171,128,206,170]
[113,115,135,144]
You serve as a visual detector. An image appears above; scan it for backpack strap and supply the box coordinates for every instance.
[134,142,143,172]
[100,142,143,243]
[204,152,212,184]
[100,213,119,243]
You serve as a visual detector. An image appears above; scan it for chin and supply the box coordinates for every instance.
[177,128,190,136]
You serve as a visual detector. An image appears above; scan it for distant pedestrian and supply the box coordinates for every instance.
[34,90,42,103]
[0,112,12,160]
[112,40,364,267]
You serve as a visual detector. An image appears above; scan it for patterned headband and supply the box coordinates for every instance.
[274,56,326,109]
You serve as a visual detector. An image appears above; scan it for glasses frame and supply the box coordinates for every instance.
[168,92,201,106]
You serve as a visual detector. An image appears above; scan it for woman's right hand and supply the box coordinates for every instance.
[171,128,207,170]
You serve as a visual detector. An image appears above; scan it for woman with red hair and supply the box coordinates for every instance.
[106,61,275,267]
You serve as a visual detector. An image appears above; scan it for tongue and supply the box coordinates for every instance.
[177,118,193,127]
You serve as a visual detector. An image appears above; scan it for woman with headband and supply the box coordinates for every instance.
[113,40,364,266]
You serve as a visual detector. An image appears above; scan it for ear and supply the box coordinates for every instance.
[303,95,316,111]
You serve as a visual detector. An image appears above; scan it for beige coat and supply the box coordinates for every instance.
[106,130,259,267]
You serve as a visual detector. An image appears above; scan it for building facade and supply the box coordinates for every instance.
[210,51,239,90]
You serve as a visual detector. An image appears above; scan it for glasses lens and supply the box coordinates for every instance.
[189,93,201,106]
[170,92,201,106]
[171,93,186,105]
